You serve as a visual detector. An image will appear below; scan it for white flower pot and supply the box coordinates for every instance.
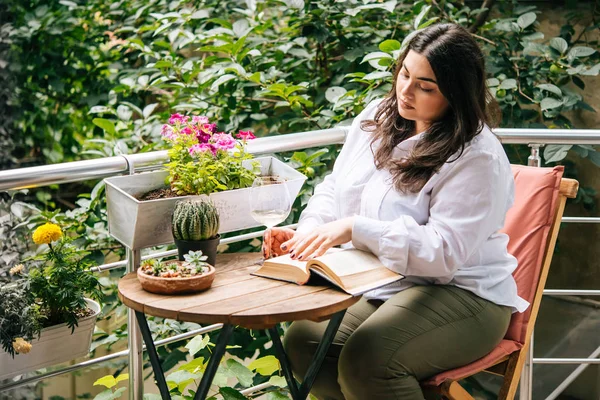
[104,156,306,249]
[0,298,101,381]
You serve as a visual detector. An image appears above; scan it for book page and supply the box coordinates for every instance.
[314,249,383,277]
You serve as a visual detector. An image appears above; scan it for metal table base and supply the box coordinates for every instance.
[135,310,346,400]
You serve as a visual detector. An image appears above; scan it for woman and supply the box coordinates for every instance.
[263,23,529,400]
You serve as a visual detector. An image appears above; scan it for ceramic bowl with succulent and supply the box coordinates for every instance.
[137,251,216,295]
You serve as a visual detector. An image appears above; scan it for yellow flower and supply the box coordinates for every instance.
[13,338,32,354]
[9,264,24,275]
[32,223,63,245]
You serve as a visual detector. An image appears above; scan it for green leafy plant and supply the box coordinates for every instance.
[0,283,42,358]
[172,199,220,241]
[92,373,128,400]
[162,114,260,196]
[26,222,103,329]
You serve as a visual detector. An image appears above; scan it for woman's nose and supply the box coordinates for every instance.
[400,82,413,99]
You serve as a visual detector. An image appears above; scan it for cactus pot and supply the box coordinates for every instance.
[175,235,220,267]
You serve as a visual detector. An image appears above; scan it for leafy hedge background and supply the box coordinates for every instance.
[0,0,598,398]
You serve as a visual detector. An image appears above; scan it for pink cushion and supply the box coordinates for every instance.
[501,165,563,344]
[423,340,523,386]
[423,165,564,388]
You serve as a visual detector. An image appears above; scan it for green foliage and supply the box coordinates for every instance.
[27,225,104,329]
[172,199,220,241]
[0,283,42,358]
[92,373,129,400]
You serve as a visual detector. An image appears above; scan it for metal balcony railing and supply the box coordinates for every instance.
[1,126,599,400]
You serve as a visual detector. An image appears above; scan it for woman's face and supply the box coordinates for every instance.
[395,50,449,133]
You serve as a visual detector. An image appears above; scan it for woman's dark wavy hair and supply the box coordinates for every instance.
[361,23,500,193]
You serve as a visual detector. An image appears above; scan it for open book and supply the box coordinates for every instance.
[252,248,403,296]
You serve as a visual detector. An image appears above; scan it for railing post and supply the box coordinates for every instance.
[520,330,534,400]
[527,144,544,167]
[127,248,144,399]
[120,154,146,400]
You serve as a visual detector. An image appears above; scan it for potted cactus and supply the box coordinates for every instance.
[172,198,220,266]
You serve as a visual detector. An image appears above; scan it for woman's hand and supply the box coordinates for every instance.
[262,227,296,259]
[281,217,355,261]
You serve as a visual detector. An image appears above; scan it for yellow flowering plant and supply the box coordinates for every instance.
[0,222,103,357]
[27,222,103,329]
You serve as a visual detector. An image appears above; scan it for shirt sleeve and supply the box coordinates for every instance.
[296,100,381,235]
[351,150,511,277]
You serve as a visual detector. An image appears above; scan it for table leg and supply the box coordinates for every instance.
[193,324,234,400]
[135,311,171,400]
[270,310,347,400]
[268,327,300,399]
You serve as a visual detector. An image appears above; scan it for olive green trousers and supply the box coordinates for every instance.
[283,285,511,400]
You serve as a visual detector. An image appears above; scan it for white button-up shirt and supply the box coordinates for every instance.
[296,99,529,313]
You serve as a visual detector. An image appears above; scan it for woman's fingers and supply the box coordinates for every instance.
[297,236,328,261]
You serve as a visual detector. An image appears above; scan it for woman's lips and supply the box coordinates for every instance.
[399,98,414,110]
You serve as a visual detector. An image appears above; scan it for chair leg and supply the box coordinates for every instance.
[440,381,475,400]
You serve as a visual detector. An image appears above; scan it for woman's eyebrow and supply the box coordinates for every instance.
[402,63,438,84]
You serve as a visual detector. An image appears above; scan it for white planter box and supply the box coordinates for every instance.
[104,156,306,250]
[0,299,101,381]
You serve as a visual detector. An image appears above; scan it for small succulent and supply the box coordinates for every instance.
[141,259,161,276]
[172,199,220,241]
[183,251,210,273]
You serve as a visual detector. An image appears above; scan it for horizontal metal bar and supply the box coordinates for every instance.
[240,381,273,395]
[543,290,600,296]
[533,358,600,364]
[561,217,600,224]
[0,324,224,392]
[544,345,600,400]
[2,127,600,192]
[495,129,600,145]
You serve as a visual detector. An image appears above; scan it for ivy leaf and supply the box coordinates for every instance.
[219,387,247,400]
[248,355,280,376]
[549,37,568,54]
[267,391,290,400]
[544,144,572,163]
[363,71,392,81]
[517,12,536,29]
[210,74,236,92]
[360,51,392,64]
[499,79,517,90]
[536,84,562,97]
[94,388,126,400]
[325,86,347,103]
[379,39,400,53]
[186,335,211,357]
[268,375,288,387]
[226,359,254,387]
[178,357,206,374]
[567,46,596,60]
[414,5,431,30]
[540,97,563,111]
[93,375,118,389]
[143,103,158,119]
[92,118,116,135]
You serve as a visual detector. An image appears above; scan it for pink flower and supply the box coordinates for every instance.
[181,127,194,135]
[211,133,237,150]
[161,124,177,140]
[168,113,189,125]
[236,130,256,141]
[192,116,209,124]
[203,123,217,134]
[189,143,216,156]
[196,130,211,143]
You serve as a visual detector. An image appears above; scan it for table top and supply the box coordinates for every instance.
[118,253,360,329]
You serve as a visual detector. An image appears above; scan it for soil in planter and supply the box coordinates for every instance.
[137,187,178,201]
[41,307,96,328]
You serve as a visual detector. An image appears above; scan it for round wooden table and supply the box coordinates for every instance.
[118,253,361,400]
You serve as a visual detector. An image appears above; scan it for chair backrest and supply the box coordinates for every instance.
[500,165,577,345]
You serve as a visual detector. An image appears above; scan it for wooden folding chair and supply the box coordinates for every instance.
[421,165,579,400]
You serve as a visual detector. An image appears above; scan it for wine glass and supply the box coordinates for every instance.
[249,176,292,259]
